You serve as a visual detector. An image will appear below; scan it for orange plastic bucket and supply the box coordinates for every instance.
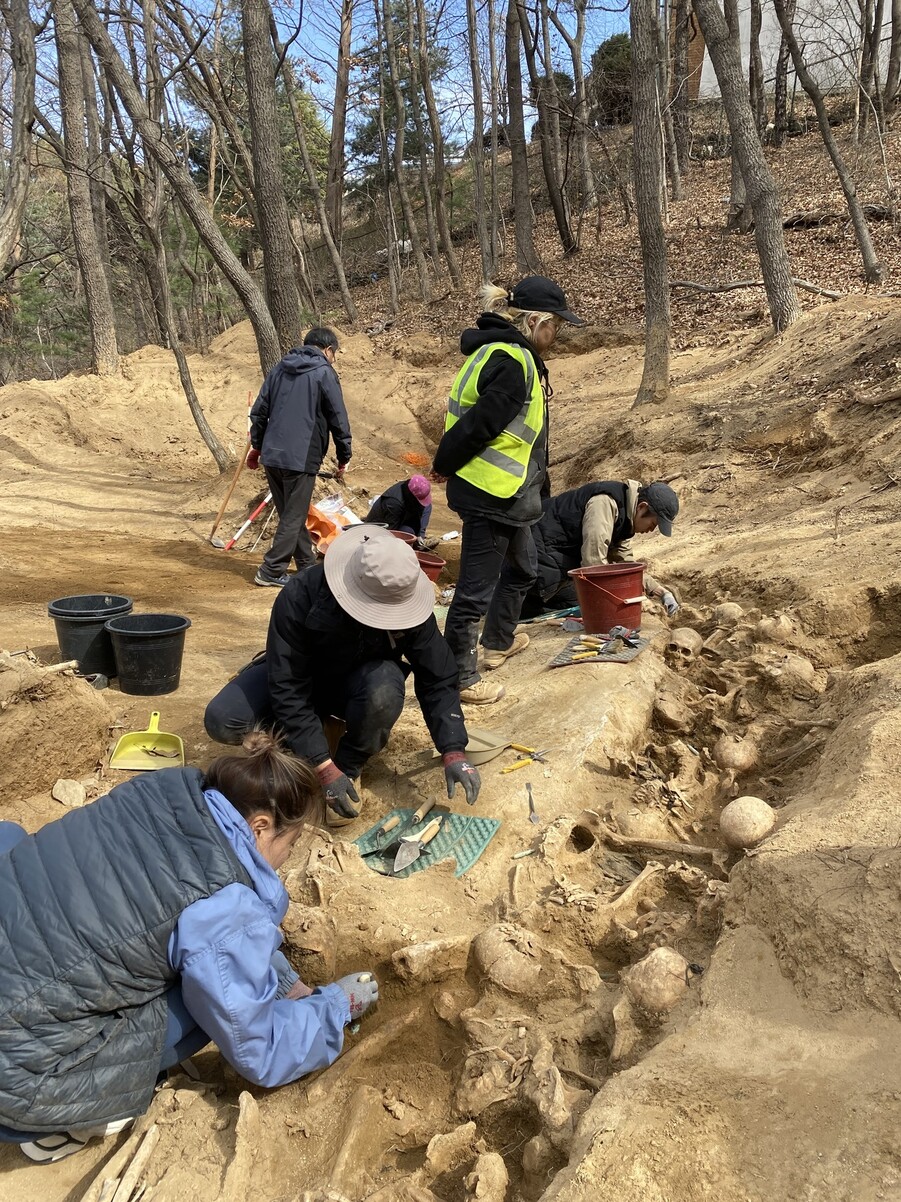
[567,563,645,634]
[416,550,445,583]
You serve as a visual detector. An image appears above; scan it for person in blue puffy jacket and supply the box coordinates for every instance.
[0,731,378,1164]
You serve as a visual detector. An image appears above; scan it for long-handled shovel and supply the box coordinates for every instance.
[209,437,251,547]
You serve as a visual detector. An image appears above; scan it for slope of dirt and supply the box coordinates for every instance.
[2,295,901,1201]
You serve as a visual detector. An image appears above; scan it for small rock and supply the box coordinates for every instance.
[52,778,86,808]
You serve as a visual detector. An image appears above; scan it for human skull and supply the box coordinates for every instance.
[665,628,704,668]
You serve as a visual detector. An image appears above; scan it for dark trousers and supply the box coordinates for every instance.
[520,578,578,620]
[262,467,317,576]
[204,657,406,778]
[444,516,537,688]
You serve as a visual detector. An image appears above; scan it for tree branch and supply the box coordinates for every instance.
[671,277,842,300]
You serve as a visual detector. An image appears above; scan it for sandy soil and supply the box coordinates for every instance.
[2,299,901,1201]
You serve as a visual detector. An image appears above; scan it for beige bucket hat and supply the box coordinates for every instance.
[324,524,435,630]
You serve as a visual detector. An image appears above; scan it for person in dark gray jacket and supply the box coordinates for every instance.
[248,327,352,588]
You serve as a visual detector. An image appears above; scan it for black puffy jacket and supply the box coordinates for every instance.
[533,481,631,597]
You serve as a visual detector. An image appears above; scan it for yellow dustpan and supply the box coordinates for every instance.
[110,711,185,771]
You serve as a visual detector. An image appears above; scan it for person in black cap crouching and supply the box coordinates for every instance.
[519,479,682,620]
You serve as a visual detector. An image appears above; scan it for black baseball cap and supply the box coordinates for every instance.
[510,276,585,326]
[641,482,680,536]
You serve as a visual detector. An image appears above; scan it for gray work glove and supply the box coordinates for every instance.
[660,590,680,617]
[443,752,481,806]
[336,972,379,1021]
[317,762,360,819]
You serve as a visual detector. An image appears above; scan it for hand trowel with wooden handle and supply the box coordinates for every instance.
[393,816,443,875]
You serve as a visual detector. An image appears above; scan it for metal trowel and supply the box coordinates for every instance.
[361,796,438,858]
[393,816,443,874]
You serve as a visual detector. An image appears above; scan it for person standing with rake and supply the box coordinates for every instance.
[248,327,352,588]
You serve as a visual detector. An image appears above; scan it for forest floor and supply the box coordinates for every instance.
[3,138,901,1201]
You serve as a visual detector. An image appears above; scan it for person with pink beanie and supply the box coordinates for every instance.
[365,475,434,548]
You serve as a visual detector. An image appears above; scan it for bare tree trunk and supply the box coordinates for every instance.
[77,31,112,279]
[772,0,795,146]
[72,0,281,371]
[859,0,885,136]
[241,0,300,351]
[727,151,752,231]
[140,0,229,471]
[466,0,492,277]
[268,18,359,323]
[326,0,353,244]
[54,0,119,375]
[550,0,597,210]
[207,0,222,203]
[161,0,258,221]
[404,0,442,267]
[693,0,801,330]
[631,0,670,406]
[0,0,35,272]
[749,0,767,134]
[887,0,901,109]
[505,0,543,272]
[657,0,683,200]
[672,0,691,170]
[415,0,463,284]
[378,0,431,300]
[516,0,576,252]
[773,0,884,282]
[538,0,564,178]
[488,0,502,268]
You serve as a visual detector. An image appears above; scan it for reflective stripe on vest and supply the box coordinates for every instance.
[444,342,544,499]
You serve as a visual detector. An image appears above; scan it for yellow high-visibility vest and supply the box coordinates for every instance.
[444,342,544,499]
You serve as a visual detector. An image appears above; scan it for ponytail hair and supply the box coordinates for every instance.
[479,282,557,346]
[204,730,324,832]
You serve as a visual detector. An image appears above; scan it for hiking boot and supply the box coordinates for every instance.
[254,570,289,588]
[459,678,506,705]
[481,632,530,671]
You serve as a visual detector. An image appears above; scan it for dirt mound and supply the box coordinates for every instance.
[0,653,110,806]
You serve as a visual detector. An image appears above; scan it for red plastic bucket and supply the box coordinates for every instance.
[567,563,645,634]
[416,550,445,583]
[390,530,416,546]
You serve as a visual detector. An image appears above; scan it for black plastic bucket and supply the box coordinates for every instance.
[48,594,134,677]
[105,613,191,695]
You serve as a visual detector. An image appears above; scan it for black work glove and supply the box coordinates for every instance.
[317,761,360,819]
[443,751,481,806]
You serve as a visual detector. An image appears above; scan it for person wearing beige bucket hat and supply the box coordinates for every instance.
[204,526,481,820]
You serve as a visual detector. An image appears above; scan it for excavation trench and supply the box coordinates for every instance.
[250,593,859,1202]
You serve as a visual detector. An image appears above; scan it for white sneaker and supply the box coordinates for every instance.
[482,631,530,670]
[21,1117,134,1163]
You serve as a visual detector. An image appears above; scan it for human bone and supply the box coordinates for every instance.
[624,947,690,1015]
[755,613,796,644]
[713,602,745,626]
[712,731,759,774]
[665,628,704,666]
[719,795,776,849]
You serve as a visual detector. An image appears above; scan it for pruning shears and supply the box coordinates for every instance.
[500,745,555,774]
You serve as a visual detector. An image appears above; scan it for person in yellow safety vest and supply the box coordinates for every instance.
[432,278,584,705]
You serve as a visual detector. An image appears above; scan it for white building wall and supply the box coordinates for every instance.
[697,0,889,97]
